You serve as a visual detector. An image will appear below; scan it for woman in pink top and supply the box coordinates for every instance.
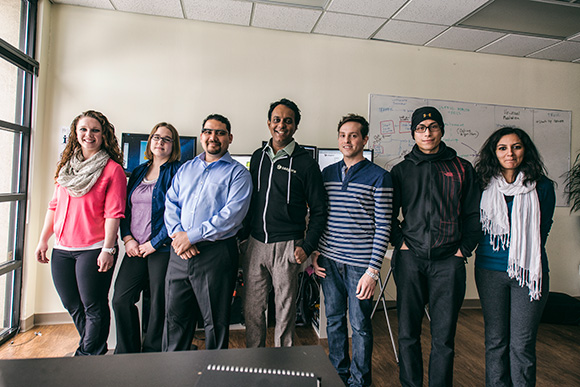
[35,110,126,356]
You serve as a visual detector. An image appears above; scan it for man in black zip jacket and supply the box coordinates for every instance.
[391,106,481,387]
[241,98,327,348]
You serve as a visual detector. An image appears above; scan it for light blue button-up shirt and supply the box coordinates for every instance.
[164,152,252,245]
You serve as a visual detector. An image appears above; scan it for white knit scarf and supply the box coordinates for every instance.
[480,173,542,301]
[57,149,110,197]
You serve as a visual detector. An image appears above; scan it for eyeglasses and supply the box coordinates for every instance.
[202,129,229,136]
[415,123,441,133]
[151,135,173,144]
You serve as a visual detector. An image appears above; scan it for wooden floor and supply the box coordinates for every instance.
[1,309,579,386]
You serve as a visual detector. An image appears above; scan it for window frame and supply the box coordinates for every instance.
[0,0,38,345]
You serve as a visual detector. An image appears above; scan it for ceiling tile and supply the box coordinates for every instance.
[393,0,490,26]
[527,41,580,62]
[478,34,561,57]
[327,0,408,18]
[51,0,114,9]
[426,27,505,51]
[252,4,322,33]
[313,12,386,39]
[569,33,580,42]
[183,0,252,26]
[110,0,183,18]
[373,20,447,45]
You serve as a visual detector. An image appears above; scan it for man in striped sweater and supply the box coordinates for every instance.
[313,114,393,387]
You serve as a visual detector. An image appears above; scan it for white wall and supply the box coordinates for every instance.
[24,3,580,321]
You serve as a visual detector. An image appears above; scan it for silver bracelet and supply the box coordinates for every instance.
[365,269,379,281]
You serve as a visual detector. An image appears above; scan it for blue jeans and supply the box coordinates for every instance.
[319,256,374,387]
[476,267,549,387]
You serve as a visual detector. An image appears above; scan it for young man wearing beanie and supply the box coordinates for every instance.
[390,106,481,387]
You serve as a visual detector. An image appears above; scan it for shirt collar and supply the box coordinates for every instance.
[198,151,233,164]
[265,139,296,159]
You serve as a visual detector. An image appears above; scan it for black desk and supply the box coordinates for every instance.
[0,345,343,386]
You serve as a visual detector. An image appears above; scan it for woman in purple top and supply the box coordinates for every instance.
[113,123,182,353]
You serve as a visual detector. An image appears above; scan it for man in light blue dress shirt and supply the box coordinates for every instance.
[163,114,252,351]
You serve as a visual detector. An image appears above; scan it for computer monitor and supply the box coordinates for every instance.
[231,154,252,170]
[317,148,374,171]
[121,133,197,174]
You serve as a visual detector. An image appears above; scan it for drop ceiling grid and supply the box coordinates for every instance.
[326,0,408,19]
[478,34,561,57]
[313,12,386,39]
[427,27,505,51]
[182,0,253,26]
[392,0,490,26]
[52,0,115,9]
[373,20,448,46]
[527,41,580,61]
[252,3,322,33]
[110,0,184,18]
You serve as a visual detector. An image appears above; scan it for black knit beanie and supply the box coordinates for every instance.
[411,106,445,138]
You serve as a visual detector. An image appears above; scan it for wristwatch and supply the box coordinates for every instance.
[365,269,379,281]
[101,247,117,255]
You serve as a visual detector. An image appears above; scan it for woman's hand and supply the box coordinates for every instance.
[139,242,156,257]
[311,251,326,278]
[35,241,50,263]
[125,239,141,257]
[97,251,114,272]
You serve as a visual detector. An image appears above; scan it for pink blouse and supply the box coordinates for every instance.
[48,159,127,248]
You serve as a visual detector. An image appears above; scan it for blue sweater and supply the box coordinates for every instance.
[318,159,393,271]
[475,176,555,272]
[120,160,181,252]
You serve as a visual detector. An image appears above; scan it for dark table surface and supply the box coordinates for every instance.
[0,345,343,387]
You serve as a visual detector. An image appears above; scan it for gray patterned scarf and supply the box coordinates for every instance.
[57,149,110,197]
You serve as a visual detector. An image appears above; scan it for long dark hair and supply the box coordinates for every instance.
[474,127,548,189]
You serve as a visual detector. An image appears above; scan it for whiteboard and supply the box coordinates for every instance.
[369,94,571,206]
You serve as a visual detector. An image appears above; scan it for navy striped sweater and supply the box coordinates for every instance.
[318,159,393,271]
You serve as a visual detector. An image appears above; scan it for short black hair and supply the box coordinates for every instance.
[203,114,231,133]
[268,98,301,126]
[337,114,369,137]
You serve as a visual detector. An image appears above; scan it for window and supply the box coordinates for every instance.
[0,0,38,345]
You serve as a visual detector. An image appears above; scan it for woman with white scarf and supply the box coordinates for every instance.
[474,127,555,386]
[35,110,126,356]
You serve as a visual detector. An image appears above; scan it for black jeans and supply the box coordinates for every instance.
[112,250,170,353]
[162,238,238,351]
[51,248,117,356]
[392,249,466,387]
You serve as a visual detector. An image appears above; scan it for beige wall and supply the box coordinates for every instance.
[24,3,580,320]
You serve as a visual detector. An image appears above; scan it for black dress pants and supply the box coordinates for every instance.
[392,249,466,387]
[162,238,238,351]
[51,248,117,356]
[113,250,170,353]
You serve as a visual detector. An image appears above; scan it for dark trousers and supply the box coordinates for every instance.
[112,250,170,353]
[162,238,238,351]
[476,267,549,387]
[392,249,466,387]
[51,248,117,356]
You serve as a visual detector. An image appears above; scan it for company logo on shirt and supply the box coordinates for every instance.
[277,164,297,174]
